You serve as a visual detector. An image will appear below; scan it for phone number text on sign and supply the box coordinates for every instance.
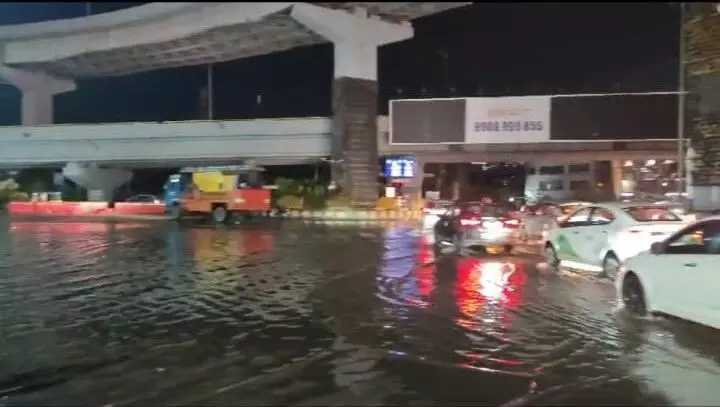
[473,120,544,133]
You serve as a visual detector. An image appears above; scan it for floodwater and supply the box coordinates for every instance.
[1,216,720,406]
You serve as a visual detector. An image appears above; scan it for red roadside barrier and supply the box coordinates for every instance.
[112,202,166,215]
[8,201,166,217]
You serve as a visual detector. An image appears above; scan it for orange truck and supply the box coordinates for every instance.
[164,164,275,223]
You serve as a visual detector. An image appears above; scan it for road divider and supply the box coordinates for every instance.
[7,201,166,217]
[282,208,422,222]
[7,201,422,223]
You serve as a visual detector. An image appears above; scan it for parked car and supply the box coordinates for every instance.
[617,216,720,329]
[543,202,687,278]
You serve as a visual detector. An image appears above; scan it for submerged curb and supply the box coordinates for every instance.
[282,209,422,222]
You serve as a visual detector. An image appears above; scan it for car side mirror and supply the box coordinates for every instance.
[650,242,664,255]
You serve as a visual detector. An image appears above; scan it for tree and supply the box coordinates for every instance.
[0,178,19,207]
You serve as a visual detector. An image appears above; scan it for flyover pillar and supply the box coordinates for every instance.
[291,4,413,205]
[0,66,75,125]
[62,162,133,202]
[685,4,720,211]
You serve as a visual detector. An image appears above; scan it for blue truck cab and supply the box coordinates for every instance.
[163,173,190,210]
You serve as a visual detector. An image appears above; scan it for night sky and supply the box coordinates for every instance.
[0,2,681,126]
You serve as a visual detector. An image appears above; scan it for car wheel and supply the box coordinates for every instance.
[622,274,647,316]
[452,233,464,255]
[169,204,181,220]
[212,206,228,223]
[432,231,445,255]
[602,252,621,279]
[544,243,560,271]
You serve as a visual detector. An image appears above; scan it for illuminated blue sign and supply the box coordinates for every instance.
[384,156,417,179]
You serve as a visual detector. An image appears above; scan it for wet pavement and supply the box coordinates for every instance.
[1,216,720,406]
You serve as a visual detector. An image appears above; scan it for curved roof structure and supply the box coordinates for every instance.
[0,2,469,79]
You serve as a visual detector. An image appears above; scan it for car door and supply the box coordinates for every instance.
[654,220,720,325]
[552,206,593,262]
[584,206,616,266]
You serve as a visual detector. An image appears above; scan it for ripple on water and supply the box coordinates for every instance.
[0,222,344,405]
[365,227,689,405]
[2,220,719,406]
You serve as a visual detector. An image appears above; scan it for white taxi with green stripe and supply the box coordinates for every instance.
[543,202,688,278]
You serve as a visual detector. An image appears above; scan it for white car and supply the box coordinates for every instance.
[616,217,720,329]
[421,199,455,230]
[543,202,688,278]
[520,201,591,242]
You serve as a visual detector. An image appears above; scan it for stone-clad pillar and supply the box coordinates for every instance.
[332,76,379,205]
[290,3,413,205]
[685,4,720,211]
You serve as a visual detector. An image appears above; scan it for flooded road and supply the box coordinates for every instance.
[1,217,720,406]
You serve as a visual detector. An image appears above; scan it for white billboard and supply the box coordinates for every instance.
[465,96,551,144]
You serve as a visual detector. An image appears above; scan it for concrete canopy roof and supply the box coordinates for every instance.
[0,2,470,79]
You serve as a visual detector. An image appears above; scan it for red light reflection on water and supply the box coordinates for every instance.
[10,222,149,234]
[188,228,274,266]
[454,257,527,332]
[414,236,436,300]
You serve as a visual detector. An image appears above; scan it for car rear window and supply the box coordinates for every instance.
[623,206,681,222]
[463,204,509,218]
[560,205,579,215]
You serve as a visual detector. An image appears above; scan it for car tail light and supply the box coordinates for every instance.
[460,217,483,226]
[503,218,520,228]
[425,201,436,209]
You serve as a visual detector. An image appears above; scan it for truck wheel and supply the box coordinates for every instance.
[212,206,228,223]
[169,204,181,220]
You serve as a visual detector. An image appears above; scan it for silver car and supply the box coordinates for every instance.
[519,201,591,243]
[434,202,522,253]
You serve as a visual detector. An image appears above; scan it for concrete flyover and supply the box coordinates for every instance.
[0,115,678,168]
[0,2,470,203]
[0,117,331,167]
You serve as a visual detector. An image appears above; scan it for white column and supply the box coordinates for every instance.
[686,146,695,199]
[0,65,75,125]
[63,162,132,201]
[610,160,624,200]
[290,4,414,81]
[21,91,54,125]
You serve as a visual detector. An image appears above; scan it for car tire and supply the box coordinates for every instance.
[544,243,560,272]
[622,274,647,316]
[169,204,181,220]
[452,233,464,255]
[432,231,445,255]
[212,206,228,223]
[602,252,621,280]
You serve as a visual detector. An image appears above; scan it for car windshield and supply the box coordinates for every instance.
[623,206,681,222]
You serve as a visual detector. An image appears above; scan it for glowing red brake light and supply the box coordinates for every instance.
[460,218,483,226]
[425,201,436,209]
[503,219,520,228]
